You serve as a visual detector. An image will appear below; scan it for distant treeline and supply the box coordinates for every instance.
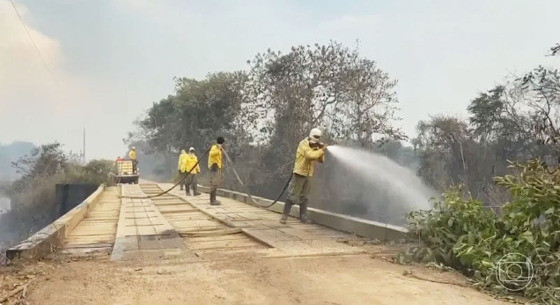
[0,141,36,182]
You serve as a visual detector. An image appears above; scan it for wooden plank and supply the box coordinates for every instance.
[110,184,184,261]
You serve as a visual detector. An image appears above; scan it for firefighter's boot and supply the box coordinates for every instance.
[280,199,294,224]
[210,189,221,205]
[299,199,312,224]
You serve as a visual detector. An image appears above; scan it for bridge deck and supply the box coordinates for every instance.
[162,183,357,257]
[63,187,121,256]
[62,183,359,260]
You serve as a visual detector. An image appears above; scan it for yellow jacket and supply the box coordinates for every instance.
[129,150,136,160]
[178,152,188,171]
[293,139,325,177]
[208,144,223,169]
[183,154,201,174]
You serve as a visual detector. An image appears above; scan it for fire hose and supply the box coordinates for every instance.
[119,146,212,199]
[222,149,292,208]
[221,140,326,208]
[118,146,293,208]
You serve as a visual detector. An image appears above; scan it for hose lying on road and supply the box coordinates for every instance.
[118,147,212,199]
[119,146,292,208]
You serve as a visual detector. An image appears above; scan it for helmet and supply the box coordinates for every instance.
[189,147,195,152]
[181,149,186,154]
[131,146,136,150]
[309,128,322,143]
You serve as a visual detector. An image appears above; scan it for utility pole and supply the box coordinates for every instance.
[83,127,86,165]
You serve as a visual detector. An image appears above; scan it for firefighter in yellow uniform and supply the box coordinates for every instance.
[208,136,225,205]
[183,147,201,196]
[280,128,327,224]
[178,149,188,190]
[129,146,137,173]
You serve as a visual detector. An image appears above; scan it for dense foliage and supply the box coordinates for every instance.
[401,160,560,304]
[128,41,404,190]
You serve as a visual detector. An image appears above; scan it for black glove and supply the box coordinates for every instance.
[309,141,325,149]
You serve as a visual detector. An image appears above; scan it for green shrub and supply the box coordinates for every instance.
[402,160,560,304]
[65,159,114,185]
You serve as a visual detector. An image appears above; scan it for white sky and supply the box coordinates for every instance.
[1,0,559,160]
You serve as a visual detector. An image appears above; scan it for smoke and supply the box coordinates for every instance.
[309,145,436,226]
[0,195,10,214]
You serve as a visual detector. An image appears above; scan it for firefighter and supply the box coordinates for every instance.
[208,136,225,205]
[129,146,137,173]
[178,149,188,190]
[280,128,327,224]
[184,147,201,196]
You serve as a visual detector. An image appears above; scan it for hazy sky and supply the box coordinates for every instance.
[1,0,559,160]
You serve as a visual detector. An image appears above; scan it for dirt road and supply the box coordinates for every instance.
[7,251,506,305]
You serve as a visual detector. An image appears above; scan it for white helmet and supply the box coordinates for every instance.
[189,147,195,152]
[309,128,322,143]
[181,149,186,154]
[131,146,136,150]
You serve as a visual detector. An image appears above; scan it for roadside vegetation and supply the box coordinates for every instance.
[401,44,560,304]
[1,143,113,251]
[401,160,560,304]
[7,143,113,211]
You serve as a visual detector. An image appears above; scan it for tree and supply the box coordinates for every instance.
[415,65,560,202]
[468,85,537,154]
[10,143,68,193]
[371,140,418,169]
[133,72,248,155]
[415,116,472,192]
[73,159,114,185]
[129,71,252,179]
[244,41,404,182]
[327,51,404,147]
[130,42,405,193]
[518,66,560,151]
[7,143,113,215]
[549,43,560,56]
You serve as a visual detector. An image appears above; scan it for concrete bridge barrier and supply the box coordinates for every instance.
[6,185,105,260]
[197,185,408,241]
[7,182,409,261]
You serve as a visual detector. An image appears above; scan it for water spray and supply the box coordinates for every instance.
[316,145,435,226]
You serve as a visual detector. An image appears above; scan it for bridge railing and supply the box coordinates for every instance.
[6,185,105,261]
[197,185,408,241]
